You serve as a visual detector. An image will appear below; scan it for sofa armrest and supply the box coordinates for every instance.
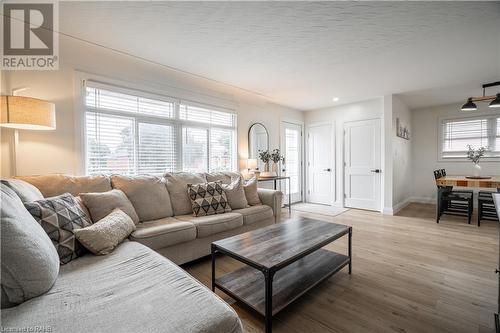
[257,188,282,223]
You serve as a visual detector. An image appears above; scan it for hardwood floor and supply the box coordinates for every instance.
[183,203,498,333]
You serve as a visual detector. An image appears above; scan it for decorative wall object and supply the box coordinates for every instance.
[396,117,410,140]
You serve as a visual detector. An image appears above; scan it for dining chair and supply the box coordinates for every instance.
[434,169,473,224]
[478,191,499,226]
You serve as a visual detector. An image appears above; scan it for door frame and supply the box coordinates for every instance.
[342,117,383,212]
[280,118,305,204]
[306,121,336,205]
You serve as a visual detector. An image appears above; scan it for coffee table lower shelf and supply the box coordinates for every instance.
[214,249,349,316]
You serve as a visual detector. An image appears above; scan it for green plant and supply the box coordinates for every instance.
[270,149,285,164]
[258,150,271,163]
[466,145,487,164]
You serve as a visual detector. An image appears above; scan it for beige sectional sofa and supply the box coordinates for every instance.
[17,172,282,264]
[1,172,283,333]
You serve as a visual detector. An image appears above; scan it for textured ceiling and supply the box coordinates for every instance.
[58,1,500,110]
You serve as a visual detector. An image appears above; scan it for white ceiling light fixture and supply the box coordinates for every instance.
[332,97,340,102]
[461,81,500,111]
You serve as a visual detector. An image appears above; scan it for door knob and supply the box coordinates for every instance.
[324,168,332,172]
[370,169,381,173]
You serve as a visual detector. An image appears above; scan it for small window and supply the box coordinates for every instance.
[441,116,500,159]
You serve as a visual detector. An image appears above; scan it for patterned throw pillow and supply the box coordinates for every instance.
[188,181,232,217]
[24,193,92,264]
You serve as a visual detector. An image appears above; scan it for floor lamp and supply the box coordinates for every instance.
[0,96,56,176]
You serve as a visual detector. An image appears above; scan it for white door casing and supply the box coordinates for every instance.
[281,121,303,204]
[344,118,382,211]
[307,123,334,205]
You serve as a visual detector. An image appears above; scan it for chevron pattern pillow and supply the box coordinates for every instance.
[25,193,92,264]
[188,181,232,217]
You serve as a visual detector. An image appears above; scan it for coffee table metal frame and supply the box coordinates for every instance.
[211,224,352,333]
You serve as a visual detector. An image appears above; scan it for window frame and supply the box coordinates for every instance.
[80,78,238,175]
[438,112,500,162]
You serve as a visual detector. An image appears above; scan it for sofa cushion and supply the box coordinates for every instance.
[1,179,43,203]
[244,177,262,205]
[234,205,273,225]
[111,175,173,221]
[130,217,196,249]
[221,176,248,210]
[0,242,243,333]
[164,172,207,216]
[177,213,243,238]
[17,174,111,198]
[0,184,59,308]
[24,193,93,264]
[80,189,140,224]
[188,181,231,217]
[206,171,241,185]
[74,208,136,255]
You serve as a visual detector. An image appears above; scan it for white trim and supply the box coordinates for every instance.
[391,197,412,215]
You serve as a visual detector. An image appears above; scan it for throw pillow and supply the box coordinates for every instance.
[1,184,59,308]
[74,208,136,255]
[24,193,92,265]
[1,179,44,203]
[80,189,139,224]
[188,181,231,217]
[244,177,262,206]
[221,176,248,209]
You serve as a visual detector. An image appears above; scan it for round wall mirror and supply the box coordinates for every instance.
[248,123,269,170]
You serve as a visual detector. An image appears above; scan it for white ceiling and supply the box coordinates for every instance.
[58,1,500,110]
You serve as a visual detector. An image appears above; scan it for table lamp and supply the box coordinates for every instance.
[1,95,56,175]
[247,158,258,171]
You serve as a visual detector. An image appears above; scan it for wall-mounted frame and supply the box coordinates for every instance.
[396,117,410,140]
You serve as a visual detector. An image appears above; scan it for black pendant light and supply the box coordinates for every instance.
[461,81,500,112]
[461,98,477,111]
[489,93,500,108]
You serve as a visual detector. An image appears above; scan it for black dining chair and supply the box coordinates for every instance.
[478,191,499,226]
[434,169,473,224]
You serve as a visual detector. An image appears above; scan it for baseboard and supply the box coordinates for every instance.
[409,196,435,204]
[392,198,412,215]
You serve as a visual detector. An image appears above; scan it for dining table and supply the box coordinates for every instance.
[435,175,500,191]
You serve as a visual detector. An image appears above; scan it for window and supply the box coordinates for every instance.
[441,115,500,159]
[84,82,237,175]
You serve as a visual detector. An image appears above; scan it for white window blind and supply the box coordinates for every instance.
[84,81,237,175]
[441,116,500,159]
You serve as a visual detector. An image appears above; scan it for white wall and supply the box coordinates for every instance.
[392,95,412,212]
[0,34,303,177]
[304,98,385,208]
[411,102,500,203]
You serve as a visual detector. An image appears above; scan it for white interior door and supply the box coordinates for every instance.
[307,123,333,205]
[281,122,302,204]
[344,119,381,211]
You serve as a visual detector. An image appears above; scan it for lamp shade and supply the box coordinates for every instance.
[461,98,477,112]
[247,158,258,170]
[489,94,500,108]
[1,96,56,130]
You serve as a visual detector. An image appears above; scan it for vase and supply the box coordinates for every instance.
[272,162,279,175]
[264,162,270,172]
[472,163,482,177]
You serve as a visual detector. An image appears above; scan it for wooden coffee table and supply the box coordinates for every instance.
[211,217,352,333]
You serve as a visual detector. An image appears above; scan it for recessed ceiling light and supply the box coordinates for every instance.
[332,97,339,102]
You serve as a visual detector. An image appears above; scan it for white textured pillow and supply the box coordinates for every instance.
[222,176,248,209]
[244,177,261,206]
[74,208,136,255]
